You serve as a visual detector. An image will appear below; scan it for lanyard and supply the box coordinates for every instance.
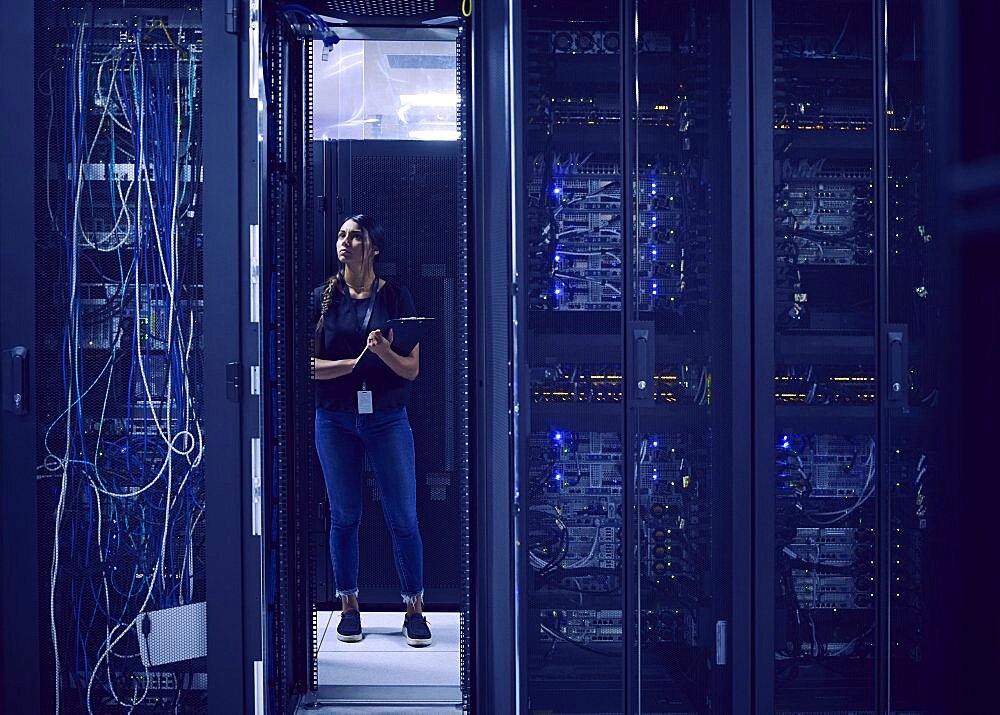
[355,276,379,338]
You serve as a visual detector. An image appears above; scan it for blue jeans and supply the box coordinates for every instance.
[314,406,424,604]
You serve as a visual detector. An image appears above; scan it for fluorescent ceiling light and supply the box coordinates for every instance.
[399,93,460,107]
[408,129,460,141]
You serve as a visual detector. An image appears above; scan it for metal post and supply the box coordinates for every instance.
[730,0,754,711]
[621,0,640,711]
[750,1,776,712]
[873,0,891,711]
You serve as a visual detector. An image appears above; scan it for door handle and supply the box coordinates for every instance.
[633,323,654,402]
[886,324,908,412]
[2,346,28,415]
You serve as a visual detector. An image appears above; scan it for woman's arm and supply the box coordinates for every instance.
[312,355,359,380]
[368,329,420,381]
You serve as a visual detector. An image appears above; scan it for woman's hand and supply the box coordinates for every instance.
[312,356,358,380]
[367,328,394,358]
[365,330,419,381]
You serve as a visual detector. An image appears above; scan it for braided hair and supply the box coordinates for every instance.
[315,214,383,335]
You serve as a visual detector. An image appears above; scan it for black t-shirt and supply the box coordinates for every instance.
[312,279,418,412]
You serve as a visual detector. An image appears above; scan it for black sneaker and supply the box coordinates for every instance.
[402,613,432,647]
[336,609,362,642]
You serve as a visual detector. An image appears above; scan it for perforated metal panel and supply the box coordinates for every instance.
[332,141,466,604]
[279,0,460,24]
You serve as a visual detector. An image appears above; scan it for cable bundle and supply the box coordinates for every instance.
[38,20,204,714]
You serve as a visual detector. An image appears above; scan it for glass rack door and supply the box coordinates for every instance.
[516,1,625,712]
[632,1,733,712]
[770,2,879,712]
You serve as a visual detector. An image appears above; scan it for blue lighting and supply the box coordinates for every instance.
[553,186,561,194]
[554,254,561,262]
[652,439,659,447]
[554,432,563,441]
[779,434,792,450]
[554,287,563,296]
[652,183,657,188]
[554,473,563,481]
[651,190,657,195]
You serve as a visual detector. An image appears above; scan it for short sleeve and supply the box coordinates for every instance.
[397,285,417,318]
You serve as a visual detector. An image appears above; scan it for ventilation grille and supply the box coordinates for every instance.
[280,0,459,22]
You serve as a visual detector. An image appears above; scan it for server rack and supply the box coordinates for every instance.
[513,1,738,712]
[511,0,940,713]
[262,4,481,711]
[194,2,520,711]
[753,1,938,713]
[0,2,256,714]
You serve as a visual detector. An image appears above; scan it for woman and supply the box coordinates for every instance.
[311,214,431,647]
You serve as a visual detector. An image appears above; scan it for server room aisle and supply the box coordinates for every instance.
[299,611,462,713]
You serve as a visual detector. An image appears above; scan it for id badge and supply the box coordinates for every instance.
[357,390,374,414]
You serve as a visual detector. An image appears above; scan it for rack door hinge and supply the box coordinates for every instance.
[225,0,238,34]
[249,224,260,324]
[226,362,241,402]
[251,437,262,536]
[248,0,260,99]
[253,659,264,715]
[249,365,261,396]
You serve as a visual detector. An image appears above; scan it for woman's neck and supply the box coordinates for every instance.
[343,265,374,290]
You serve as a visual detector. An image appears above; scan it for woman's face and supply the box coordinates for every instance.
[336,219,379,266]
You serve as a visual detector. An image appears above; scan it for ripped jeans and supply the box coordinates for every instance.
[315,406,424,605]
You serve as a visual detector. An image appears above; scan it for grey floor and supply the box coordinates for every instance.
[296,611,462,714]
